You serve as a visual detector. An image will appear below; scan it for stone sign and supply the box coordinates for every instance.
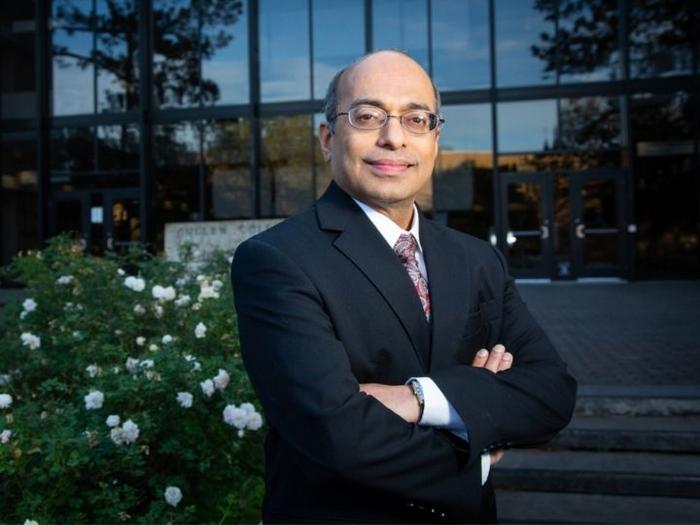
[164,219,283,261]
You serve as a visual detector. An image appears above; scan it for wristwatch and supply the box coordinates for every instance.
[408,379,425,422]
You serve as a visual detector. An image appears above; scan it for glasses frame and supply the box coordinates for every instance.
[330,105,445,134]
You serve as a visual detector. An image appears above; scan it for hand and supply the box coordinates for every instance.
[359,383,420,423]
[472,344,513,465]
[471,344,513,373]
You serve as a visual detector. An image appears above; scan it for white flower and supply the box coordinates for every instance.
[133,304,146,315]
[23,520,38,525]
[22,298,37,313]
[239,402,256,414]
[194,322,207,339]
[198,283,220,301]
[114,329,123,336]
[196,274,206,283]
[124,275,146,292]
[223,405,248,429]
[152,285,176,301]
[191,302,202,311]
[0,394,12,409]
[56,275,74,285]
[106,414,120,427]
[20,332,41,350]
[117,268,126,276]
[110,426,126,445]
[139,359,154,369]
[85,364,100,378]
[84,390,104,410]
[73,330,82,339]
[164,486,182,507]
[174,294,191,307]
[212,279,224,291]
[148,344,159,352]
[176,392,193,408]
[200,379,215,398]
[121,419,140,443]
[246,411,263,431]
[0,374,11,386]
[19,311,28,320]
[64,302,83,313]
[161,334,173,344]
[175,276,189,287]
[136,336,146,346]
[213,369,230,390]
[125,357,139,373]
[1,429,12,443]
[184,354,201,371]
[237,429,245,438]
[153,304,164,318]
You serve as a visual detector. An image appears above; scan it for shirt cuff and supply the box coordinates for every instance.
[407,377,468,438]
[481,453,491,485]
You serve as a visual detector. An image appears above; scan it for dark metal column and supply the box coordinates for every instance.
[248,0,262,217]
[36,0,51,245]
[488,0,504,254]
[138,0,154,249]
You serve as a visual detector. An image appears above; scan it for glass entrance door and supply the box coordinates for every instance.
[104,191,141,254]
[51,190,140,255]
[569,171,625,278]
[500,173,555,277]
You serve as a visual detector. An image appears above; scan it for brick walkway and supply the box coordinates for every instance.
[4,281,700,385]
[519,281,700,386]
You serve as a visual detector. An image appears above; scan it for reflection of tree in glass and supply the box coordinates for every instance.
[261,116,313,216]
[53,0,139,112]
[531,0,618,78]
[52,0,244,109]
[532,0,695,78]
[556,97,620,151]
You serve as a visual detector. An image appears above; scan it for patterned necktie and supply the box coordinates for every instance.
[394,233,431,321]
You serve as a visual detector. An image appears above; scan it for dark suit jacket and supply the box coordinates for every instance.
[231,182,577,523]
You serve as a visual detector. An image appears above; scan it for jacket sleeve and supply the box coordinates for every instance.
[428,246,578,460]
[231,237,485,518]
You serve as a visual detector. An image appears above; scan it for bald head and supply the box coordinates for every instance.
[323,50,441,128]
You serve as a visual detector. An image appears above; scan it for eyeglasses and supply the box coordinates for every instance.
[330,105,444,134]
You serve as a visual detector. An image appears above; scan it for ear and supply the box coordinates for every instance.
[319,122,333,161]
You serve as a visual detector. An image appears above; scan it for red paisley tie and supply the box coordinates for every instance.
[394,233,431,321]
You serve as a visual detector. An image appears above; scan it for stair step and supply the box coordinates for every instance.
[576,385,700,417]
[492,450,700,497]
[495,490,700,524]
[551,415,700,453]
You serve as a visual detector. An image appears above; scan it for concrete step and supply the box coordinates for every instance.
[492,450,700,498]
[495,489,700,524]
[551,415,700,453]
[575,385,700,417]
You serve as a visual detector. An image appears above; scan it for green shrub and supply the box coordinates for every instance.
[0,237,264,524]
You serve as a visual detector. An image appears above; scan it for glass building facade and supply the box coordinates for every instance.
[1,0,698,279]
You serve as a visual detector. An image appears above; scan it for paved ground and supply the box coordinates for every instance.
[518,281,700,386]
[3,280,699,385]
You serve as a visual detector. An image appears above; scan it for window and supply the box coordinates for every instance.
[260,0,310,101]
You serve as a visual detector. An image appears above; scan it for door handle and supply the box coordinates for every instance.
[540,224,549,239]
[576,224,586,239]
[107,236,114,250]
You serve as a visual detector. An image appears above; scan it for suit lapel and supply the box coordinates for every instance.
[316,183,430,370]
[420,218,475,372]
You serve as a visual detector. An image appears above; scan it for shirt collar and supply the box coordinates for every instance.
[352,198,423,253]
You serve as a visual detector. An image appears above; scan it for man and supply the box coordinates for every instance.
[231,50,577,523]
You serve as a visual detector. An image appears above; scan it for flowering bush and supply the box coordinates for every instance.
[0,237,264,524]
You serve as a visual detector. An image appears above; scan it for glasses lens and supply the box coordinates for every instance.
[402,111,436,134]
[348,106,386,129]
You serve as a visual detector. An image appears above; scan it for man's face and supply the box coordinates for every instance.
[319,52,440,211]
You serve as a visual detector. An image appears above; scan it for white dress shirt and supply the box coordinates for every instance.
[352,198,491,484]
